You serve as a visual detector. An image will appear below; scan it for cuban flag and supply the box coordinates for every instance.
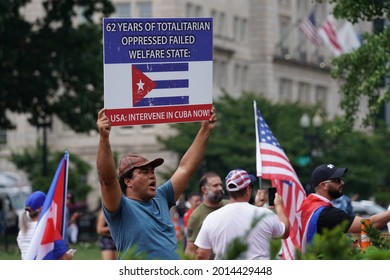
[132,62,190,107]
[25,152,69,260]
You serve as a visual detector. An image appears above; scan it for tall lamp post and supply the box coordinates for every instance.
[299,113,323,193]
[299,112,323,159]
[37,112,52,177]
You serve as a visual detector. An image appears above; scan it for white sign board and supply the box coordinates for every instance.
[103,18,213,126]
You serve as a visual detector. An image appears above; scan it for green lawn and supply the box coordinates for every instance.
[0,232,102,260]
[0,233,185,260]
[0,242,102,260]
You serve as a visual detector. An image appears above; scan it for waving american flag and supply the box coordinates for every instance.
[299,6,322,48]
[25,152,69,260]
[254,101,306,260]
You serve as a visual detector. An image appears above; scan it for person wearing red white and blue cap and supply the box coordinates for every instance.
[194,169,290,260]
[16,191,73,260]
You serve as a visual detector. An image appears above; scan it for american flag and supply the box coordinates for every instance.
[318,15,342,56]
[25,152,69,260]
[299,7,322,47]
[254,101,306,260]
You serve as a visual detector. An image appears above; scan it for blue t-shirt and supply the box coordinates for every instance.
[103,180,178,260]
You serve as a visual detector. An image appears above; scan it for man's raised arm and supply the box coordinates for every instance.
[170,109,217,201]
[96,108,122,212]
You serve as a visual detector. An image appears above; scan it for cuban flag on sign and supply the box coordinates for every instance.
[25,152,69,260]
[132,62,190,107]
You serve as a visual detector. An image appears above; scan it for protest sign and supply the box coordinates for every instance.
[103,18,213,126]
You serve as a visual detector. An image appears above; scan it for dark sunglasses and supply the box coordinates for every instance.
[321,178,343,184]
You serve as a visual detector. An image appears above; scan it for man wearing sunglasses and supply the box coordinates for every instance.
[298,163,390,253]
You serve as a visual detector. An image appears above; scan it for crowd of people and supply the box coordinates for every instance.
[14,108,390,260]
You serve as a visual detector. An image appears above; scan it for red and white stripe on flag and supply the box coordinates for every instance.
[254,101,307,259]
[319,15,342,56]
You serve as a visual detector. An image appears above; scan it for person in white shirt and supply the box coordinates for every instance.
[17,191,46,259]
[16,191,72,260]
[195,169,290,260]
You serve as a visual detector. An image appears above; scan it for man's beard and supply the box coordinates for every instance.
[207,190,224,203]
[328,187,343,200]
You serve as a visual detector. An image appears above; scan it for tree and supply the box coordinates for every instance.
[158,92,390,201]
[158,92,317,195]
[10,144,92,201]
[0,0,114,132]
[325,0,390,132]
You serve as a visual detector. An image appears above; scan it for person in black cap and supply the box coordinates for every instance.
[298,163,390,253]
[96,108,217,260]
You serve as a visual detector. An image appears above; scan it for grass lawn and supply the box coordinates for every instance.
[0,232,102,260]
[0,242,102,260]
[0,233,185,260]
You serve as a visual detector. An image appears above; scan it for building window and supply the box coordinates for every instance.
[186,3,202,17]
[186,3,194,17]
[233,16,240,41]
[279,16,291,55]
[279,78,293,102]
[195,5,203,17]
[298,82,311,105]
[296,0,309,16]
[233,64,248,89]
[242,66,248,90]
[234,64,240,86]
[137,2,152,17]
[213,59,218,84]
[240,18,247,42]
[216,12,226,37]
[315,85,327,110]
[278,0,290,8]
[211,10,218,35]
[233,16,247,42]
[214,60,227,87]
[0,129,6,145]
[115,2,131,17]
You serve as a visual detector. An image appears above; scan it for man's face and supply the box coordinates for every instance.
[204,176,224,203]
[189,195,202,209]
[126,166,157,201]
[325,178,344,200]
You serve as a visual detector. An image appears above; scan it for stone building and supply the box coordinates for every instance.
[0,0,369,208]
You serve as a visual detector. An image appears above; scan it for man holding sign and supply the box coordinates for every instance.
[96,108,217,259]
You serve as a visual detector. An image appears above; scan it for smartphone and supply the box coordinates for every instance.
[268,187,277,206]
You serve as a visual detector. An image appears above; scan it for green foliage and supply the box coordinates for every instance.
[361,220,389,250]
[319,0,390,132]
[158,92,313,194]
[320,123,390,199]
[158,92,390,199]
[121,245,149,260]
[297,221,390,260]
[329,0,389,23]
[297,223,360,260]
[0,0,114,132]
[10,143,92,201]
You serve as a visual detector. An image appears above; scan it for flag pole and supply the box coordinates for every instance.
[253,100,262,190]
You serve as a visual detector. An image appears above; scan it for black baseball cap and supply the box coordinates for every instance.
[310,163,348,188]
